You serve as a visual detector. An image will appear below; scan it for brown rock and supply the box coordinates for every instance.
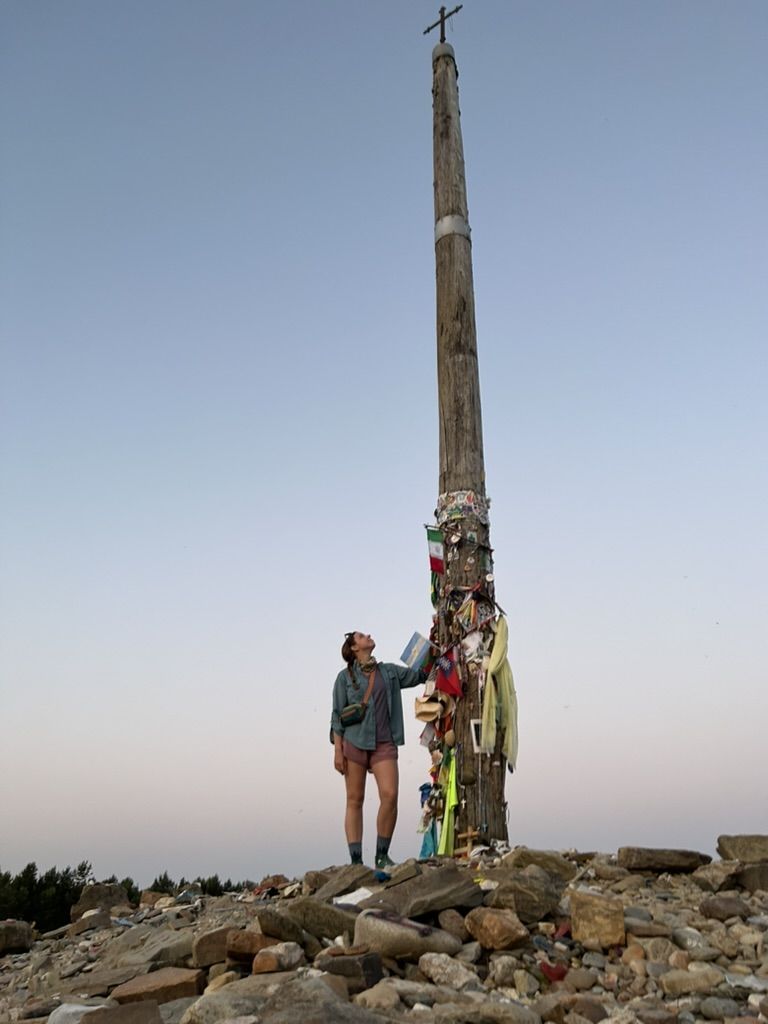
[617,847,711,873]
[570,889,625,948]
[68,910,112,936]
[60,966,149,997]
[565,996,609,1023]
[139,891,165,907]
[0,920,34,953]
[314,950,384,994]
[192,925,233,967]
[699,895,751,921]
[634,1008,679,1024]
[438,909,469,943]
[87,1005,163,1024]
[252,941,304,974]
[564,967,599,991]
[502,847,578,881]
[639,937,678,962]
[533,991,570,1024]
[253,906,305,944]
[111,967,204,1005]
[736,863,768,892]
[691,861,742,892]
[659,965,723,996]
[716,834,768,862]
[464,906,529,950]
[226,928,279,961]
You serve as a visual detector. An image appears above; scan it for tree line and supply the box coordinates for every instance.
[0,862,254,933]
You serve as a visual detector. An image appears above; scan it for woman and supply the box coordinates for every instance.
[331,630,424,868]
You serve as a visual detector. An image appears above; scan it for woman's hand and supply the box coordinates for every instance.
[334,748,347,775]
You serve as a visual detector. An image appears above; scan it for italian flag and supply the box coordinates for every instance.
[427,527,445,574]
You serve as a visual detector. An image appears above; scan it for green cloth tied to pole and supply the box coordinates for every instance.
[436,748,459,856]
[480,615,518,770]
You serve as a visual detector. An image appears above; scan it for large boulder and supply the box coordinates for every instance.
[178,974,285,1024]
[617,847,711,873]
[716,834,768,862]
[71,884,131,922]
[353,909,461,959]
[501,848,578,881]
[0,919,33,953]
[111,969,204,1006]
[257,975,384,1023]
[486,865,565,924]
[281,895,358,941]
[191,927,233,968]
[113,929,194,970]
[361,863,484,918]
[569,889,625,948]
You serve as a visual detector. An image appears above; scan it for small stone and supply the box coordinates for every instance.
[313,950,383,994]
[700,895,752,921]
[513,969,540,997]
[251,941,304,973]
[659,965,724,997]
[465,907,529,950]
[418,952,482,991]
[354,980,401,1010]
[570,889,625,948]
[203,972,238,994]
[566,996,609,1023]
[565,968,599,991]
[700,997,742,1019]
[640,937,678,962]
[438,908,470,943]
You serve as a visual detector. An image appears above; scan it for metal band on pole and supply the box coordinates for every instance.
[435,214,471,243]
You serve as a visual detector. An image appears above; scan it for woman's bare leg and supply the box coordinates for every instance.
[344,760,367,843]
[371,758,399,839]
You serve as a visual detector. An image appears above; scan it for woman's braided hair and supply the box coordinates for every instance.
[342,631,359,688]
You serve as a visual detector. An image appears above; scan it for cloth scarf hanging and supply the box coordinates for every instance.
[479,615,518,770]
[436,748,459,856]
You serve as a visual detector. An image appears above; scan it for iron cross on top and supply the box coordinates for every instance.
[424,4,463,44]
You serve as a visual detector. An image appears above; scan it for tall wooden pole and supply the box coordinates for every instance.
[429,31,509,846]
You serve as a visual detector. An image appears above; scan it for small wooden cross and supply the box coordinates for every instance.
[456,827,480,859]
[423,4,463,44]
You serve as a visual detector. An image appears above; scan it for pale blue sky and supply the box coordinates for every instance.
[1,1,766,887]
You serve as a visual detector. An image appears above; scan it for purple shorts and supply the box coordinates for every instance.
[343,739,398,772]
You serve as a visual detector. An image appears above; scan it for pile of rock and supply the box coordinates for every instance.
[1,834,767,1024]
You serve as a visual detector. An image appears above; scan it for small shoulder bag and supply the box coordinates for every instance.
[339,668,377,727]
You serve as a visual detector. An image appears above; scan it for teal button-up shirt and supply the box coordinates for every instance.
[331,662,423,750]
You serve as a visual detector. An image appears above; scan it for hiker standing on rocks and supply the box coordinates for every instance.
[331,630,424,869]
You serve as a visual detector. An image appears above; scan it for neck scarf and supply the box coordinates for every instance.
[358,657,378,675]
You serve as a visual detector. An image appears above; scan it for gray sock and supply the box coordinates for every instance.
[348,841,363,864]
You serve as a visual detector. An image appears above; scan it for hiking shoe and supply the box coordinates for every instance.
[375,853,395,870]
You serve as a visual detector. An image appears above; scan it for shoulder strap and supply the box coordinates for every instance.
[361,667,377,706]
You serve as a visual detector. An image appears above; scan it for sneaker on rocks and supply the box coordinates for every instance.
[375,853,395,870]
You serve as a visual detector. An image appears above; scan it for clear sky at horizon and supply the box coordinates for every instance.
[1,0,766,889]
